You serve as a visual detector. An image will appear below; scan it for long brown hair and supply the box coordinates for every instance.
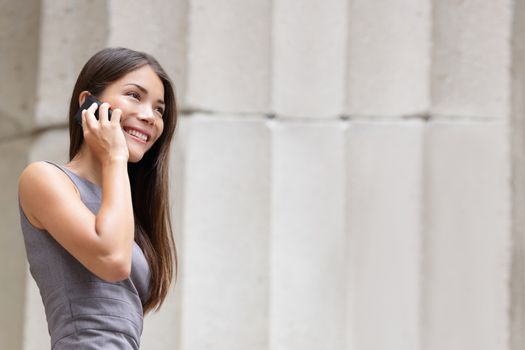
[68,47,178,313]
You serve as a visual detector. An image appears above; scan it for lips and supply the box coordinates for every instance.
[123,127,151,143]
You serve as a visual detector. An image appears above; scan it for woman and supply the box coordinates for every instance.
[18,47,178,349]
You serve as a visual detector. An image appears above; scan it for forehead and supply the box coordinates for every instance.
[110,65,164,97]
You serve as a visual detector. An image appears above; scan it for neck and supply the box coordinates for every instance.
[65,144,104,187]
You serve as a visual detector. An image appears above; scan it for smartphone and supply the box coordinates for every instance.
[74,95,112,125]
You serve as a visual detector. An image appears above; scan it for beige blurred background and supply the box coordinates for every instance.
[2,0,525,349]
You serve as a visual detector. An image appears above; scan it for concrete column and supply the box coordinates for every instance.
[422,121,510,350]
[346,121,423,350]
[272,0,347,118]
[107,0,188,106]
[185,0,271,113]
[510,1,525,348]
[179,115,270,349]
[269,121,346,349]
[431,0,512,118]
[345,0,431,117]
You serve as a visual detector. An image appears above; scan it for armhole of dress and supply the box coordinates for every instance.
[18,198,44,231]
[19,161,83,231]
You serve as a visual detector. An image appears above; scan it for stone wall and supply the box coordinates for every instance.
[0,0,520,349]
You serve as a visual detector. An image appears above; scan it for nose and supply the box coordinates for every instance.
[137,104,155,124]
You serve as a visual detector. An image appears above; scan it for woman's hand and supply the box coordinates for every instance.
[81,102,128,164]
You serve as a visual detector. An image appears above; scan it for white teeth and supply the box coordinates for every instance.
[126,129,148,141]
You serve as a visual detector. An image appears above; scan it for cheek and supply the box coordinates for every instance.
[99,95,130,113]
[111,98,133,113]
[155,120,165,142]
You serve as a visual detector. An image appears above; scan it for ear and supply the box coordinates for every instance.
[78,91,91,107]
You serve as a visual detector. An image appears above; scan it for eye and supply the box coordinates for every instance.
[155,106,165,117]
[126,91,141,100]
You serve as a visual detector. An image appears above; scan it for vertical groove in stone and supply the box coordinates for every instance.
[345,0,431,117]
[272,0,347,118]
[510,0,525,348]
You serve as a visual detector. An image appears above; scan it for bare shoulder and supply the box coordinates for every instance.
[19,161,56,182]
[19,161,79,228]
[19,161,77,195]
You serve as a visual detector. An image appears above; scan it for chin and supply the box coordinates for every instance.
[126,142,150,163]
[127,147,147,163]
[128,153,145,163]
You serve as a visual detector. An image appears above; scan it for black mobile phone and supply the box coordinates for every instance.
[74,95,112,125]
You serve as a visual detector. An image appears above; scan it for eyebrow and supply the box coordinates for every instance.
[124,83,165,105]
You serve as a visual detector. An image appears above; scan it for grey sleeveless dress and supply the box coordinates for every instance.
[19,162,151,349]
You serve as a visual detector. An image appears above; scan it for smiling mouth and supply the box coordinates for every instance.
[124,128,149,142]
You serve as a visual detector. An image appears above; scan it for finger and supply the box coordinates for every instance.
[110,108,122,126]
[98,102,110,123]
[84,102,98,128]
[81,109,88,130]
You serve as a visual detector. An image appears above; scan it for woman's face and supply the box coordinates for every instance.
[94,65,165,163]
